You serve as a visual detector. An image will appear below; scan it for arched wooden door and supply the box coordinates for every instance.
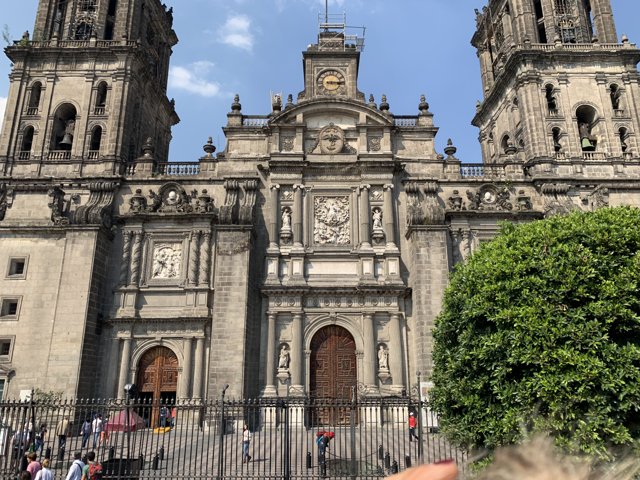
[310,325,357,425]
[137,347,178,426]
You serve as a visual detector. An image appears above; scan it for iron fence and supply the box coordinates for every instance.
[0,394,465,479]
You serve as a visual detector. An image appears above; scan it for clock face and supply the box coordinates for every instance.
[317,70,346,95]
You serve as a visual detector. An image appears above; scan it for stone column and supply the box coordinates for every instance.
[383,184,396,248]
[198,231,211,285]
[362,313,378,392]
[180,338,193,399]
[291,313,304,391]
[129,231,143,286]
[263,312,277,396]
[188,231,201,285]
[117,335,132,399]
[293,185,304,247]
[119,231,132,286]
[359,184,371,248]
[193,337,205,399]
[269,184,280,248]
[389,313,405,392]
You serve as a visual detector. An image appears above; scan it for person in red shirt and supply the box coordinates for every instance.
[408,412,419,442]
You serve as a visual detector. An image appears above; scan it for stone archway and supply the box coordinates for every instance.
[136,346,178,427]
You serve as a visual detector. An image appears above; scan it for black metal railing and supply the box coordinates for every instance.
[0,395,465,479]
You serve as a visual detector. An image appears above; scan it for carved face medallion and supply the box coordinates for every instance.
[319,124,345,154]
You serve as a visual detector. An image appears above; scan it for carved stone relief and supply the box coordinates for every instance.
[151,243,182,279]
[319,124,345,154]
[368,136,382,152]
[47,187,70,225]
[313,196,350,246]
[466,184,513,211]
[585,186,609,211]
[281,136,295,152]
[541,183,576,217]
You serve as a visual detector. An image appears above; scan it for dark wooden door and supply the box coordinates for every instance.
[137,347,178,426]
[310,325,357,425]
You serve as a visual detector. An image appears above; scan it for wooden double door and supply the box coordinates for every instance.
[310,325,357,425]
[137,346,178,426]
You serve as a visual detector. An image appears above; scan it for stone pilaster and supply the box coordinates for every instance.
[198,231,211,286]
[291,313,304,391]
[119,230,132,285]
[193,336,205,399]
[359,184,371,249]
[269,184,280,249]
[188,231,201,285]
[180,337,193,398]
[389,313,405,393]
[117,335,132,399]
[129,231,143,286]
[293,185,304,247]
[263,312,277,396]
[362,313,378,394]
[383,184,397,249]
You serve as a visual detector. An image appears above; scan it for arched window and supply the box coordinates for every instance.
[576,105,598,152]
[533,0,547,43]
[20,127,35,159]
[50,103,77,152]
[52,0,67,39]
[90,126,102,152]
[610,84,623,112]
[618,127,628,153]
[28,82,42,114]
[500,134,517,155]
[545,84,558,114]
[95,82,108,114]
[552,127,562,152]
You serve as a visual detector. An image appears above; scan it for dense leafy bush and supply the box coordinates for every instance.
[431,207,640,458]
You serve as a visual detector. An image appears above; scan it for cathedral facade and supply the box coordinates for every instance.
[0,0,638,402]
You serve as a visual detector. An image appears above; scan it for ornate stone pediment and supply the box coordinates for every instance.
[466,184,513,211]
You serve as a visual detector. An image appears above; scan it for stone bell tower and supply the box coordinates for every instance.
[471,0,640,167]
[0,0,179,178]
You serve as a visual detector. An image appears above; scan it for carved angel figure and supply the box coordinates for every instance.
[278,346,290,370]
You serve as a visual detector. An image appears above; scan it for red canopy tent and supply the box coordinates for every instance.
[105,410,146,432]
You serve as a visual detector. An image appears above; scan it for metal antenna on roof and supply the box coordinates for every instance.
[325,0,329,27]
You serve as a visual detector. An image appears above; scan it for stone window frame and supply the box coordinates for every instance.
[6,255,29,280]
[0,297,21,320]
[0,336,15,362]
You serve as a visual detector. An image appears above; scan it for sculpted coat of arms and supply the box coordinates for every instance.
[314,196,350,245]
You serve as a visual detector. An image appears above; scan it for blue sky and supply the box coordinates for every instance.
[1,0,639,163]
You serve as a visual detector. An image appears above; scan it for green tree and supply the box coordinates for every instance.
[431,207,640,459]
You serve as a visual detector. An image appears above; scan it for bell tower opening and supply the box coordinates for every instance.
[50,103,77,151]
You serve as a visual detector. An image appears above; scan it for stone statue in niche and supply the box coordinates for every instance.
[319,123,345,154]
[371,207,385,244]
[378,344,389,372]
[152,244,182,279]
[313,196,350,245]
[278,345,290,370]
[280,207,293,244]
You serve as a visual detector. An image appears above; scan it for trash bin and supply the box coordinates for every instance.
[101,458,141,480]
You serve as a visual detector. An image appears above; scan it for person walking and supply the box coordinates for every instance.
[91,415,103,449]
[26,452,41,478]
[34,459,54,480]
[80,419,91,449]
[242,424,251,463]
[56,416,71,457]
[34,424,47,456]
[408,412,419,442]
[81,451,102,480]
[64,452,84,480]
[316,432,331,476]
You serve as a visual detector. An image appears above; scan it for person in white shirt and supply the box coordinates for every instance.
[64,452,84,480]
[91,414,103,449]
[34,458,54,480]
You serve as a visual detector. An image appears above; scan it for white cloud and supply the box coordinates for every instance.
[218,14,254,52]
[168,61,222,97]
[0,97,6,131]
